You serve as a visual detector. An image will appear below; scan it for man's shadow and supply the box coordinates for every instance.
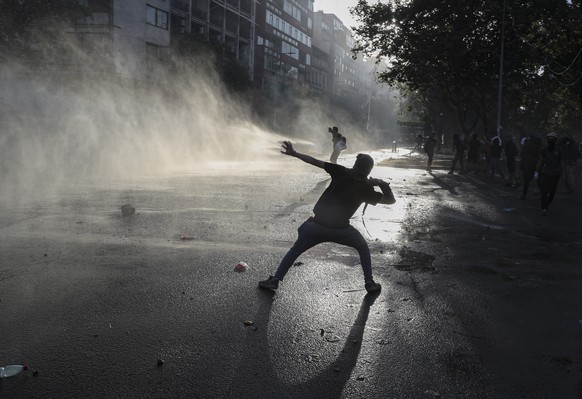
[228,290,380,398]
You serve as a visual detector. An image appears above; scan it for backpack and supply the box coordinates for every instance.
[335,136,347,151]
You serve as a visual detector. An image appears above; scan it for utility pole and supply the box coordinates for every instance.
[495,0,508,136]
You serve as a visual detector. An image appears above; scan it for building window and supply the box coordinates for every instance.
[146,5,168,29]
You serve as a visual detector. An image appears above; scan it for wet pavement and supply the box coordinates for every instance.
[1,148,581,398]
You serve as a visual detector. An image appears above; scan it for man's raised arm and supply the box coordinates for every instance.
[281,141,325,169]
[369,178,396,205]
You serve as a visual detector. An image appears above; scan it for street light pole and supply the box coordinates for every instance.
[495,0,507,136]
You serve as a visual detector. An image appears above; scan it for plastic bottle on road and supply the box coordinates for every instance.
[0,364,28,378]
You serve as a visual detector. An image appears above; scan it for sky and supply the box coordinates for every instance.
[314,0,359,29]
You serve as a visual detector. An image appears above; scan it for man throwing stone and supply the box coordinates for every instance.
[259,141,396,294]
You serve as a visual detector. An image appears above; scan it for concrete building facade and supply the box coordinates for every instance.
[169,0,255,78]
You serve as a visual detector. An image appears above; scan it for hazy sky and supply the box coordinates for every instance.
[314,0,360,29]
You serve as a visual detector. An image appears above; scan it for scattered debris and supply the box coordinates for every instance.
[243,320,254,326]
[293,261,304,266]
[323,334,340,343]
[305,354,320,363]
[377,339,390,345]
[234,262,249,272]
[503,208,516,213]
[180,235,195,241]
[157,359,164,366]
[121,204,135,217]
[356,375,366,381]
[424,390,442,397]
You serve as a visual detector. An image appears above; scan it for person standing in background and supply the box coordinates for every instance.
[448,133,466,174]
[536,133,564,215]
[559,135,580,193]
[504,135,519,187]
[489,134,505,181]
[519,135,542,200]
[328,126,346,164]
[424,132,438,172]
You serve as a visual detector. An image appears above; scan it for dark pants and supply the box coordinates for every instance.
[540,174,561,210]
[521,167,537,197]
[274,219,373,282]
[489,156,505,179]
[450,151,465,172]
[427,151,434,170]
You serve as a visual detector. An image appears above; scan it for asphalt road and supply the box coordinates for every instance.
[1,149,581,399]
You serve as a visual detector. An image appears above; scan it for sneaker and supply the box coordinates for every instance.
[258,276,279,290]
[541,209,548,216]
[365,280,382,294]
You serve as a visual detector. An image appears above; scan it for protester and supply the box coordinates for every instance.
[519,135,542,200]
[559,135,580,193]
[466,133,482,174]
[504,135,519,187]
[329,126,346,164]
[448,133,466,174]
[489,134,506,181]
[416,134,424,151]
[424,132,438,172]
[258,141,396,294]
[536,133,564,215]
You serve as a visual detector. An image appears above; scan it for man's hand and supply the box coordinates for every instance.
[368,178,386,186]
[281,141,296,156]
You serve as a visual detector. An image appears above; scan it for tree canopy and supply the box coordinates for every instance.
[351,0,582,138]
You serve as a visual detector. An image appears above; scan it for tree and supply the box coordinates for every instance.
[351,0,582,139]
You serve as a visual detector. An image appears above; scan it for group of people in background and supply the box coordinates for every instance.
[422,131,580,215]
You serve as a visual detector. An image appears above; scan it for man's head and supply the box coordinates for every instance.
[332,126,339,133]
[352,154,374,179]
[547,132,558,142]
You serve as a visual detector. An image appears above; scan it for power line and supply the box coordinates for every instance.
[545,46,582,76]
[550,71,582,87]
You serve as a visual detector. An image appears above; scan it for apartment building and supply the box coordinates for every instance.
[312,11,365,98]
[254,0,314,92]
[75,0,171,79]
[169,0,255,77]
[75,0,256,80]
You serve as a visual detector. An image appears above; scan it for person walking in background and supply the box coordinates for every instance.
[328,126,346,164]
[416,134,424,152]
[519,135,542,200]
[559,135,580,193]
[504,135,519,187]
[536,133,564,215]
[488,133,506,181]
[258,141,396,294]
[424,132,438,172]
[466,133,482,174]
[448,133,466,174]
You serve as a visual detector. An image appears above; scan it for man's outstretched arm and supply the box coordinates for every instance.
[281,141,325,169]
